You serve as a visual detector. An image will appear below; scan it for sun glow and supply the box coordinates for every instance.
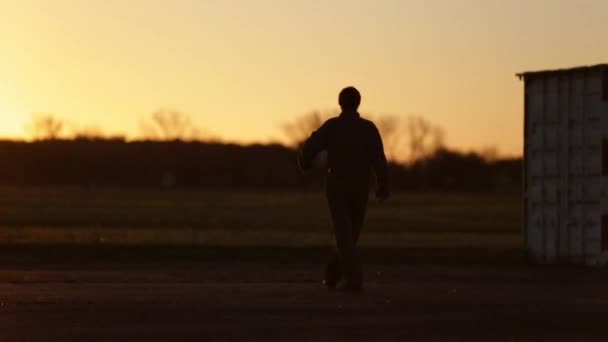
[0,91,29,140]
[1,0,608,155]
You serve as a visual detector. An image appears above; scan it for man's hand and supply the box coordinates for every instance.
[375,186,390,202]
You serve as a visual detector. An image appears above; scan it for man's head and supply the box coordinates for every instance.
[338,86,361,111]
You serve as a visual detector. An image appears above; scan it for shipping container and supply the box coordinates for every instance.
[518,64,608,266]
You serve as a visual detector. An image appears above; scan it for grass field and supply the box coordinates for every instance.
[7,188,604,341]
[0,187,522,249]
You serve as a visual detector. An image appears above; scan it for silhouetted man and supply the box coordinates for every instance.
[298,86,389,292]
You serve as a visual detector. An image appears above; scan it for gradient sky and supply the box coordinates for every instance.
[2,0,608,155]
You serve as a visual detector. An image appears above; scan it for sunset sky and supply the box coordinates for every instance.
[1,0,607,156]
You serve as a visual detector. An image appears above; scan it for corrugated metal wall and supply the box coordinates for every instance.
[524,66,608,265]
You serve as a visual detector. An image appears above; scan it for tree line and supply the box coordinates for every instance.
[8,110,521,192]
[0,139,520,193]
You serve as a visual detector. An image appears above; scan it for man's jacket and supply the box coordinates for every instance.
[299,111,389,193]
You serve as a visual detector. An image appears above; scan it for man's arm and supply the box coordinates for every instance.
[298,119,334,171]
[371,124,390,201]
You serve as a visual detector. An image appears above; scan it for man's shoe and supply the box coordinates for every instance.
[324,260,341,290]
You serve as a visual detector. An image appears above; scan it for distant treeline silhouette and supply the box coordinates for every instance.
[0,139,521,193]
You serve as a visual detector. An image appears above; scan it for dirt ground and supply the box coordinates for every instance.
[2,247,608,341]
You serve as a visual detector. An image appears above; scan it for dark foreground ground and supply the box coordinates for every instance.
[2,246,608,341]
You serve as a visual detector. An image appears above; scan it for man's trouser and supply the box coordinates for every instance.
[325,187,368,285]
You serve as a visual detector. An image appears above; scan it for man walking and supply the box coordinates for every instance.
[298,87,389,292]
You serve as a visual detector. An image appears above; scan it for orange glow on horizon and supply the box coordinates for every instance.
[2,0,608,157]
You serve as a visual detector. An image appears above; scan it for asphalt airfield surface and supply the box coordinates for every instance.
[2,246,608,341]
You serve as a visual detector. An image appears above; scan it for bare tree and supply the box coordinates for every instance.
[281,110,336,147]
[373,114,407,163]
[282,110,444,164]
[140,109,204,141]
[479,146,499,162]
[407,115,445,162]
[27,114,65,140]
[370,114,445,163]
